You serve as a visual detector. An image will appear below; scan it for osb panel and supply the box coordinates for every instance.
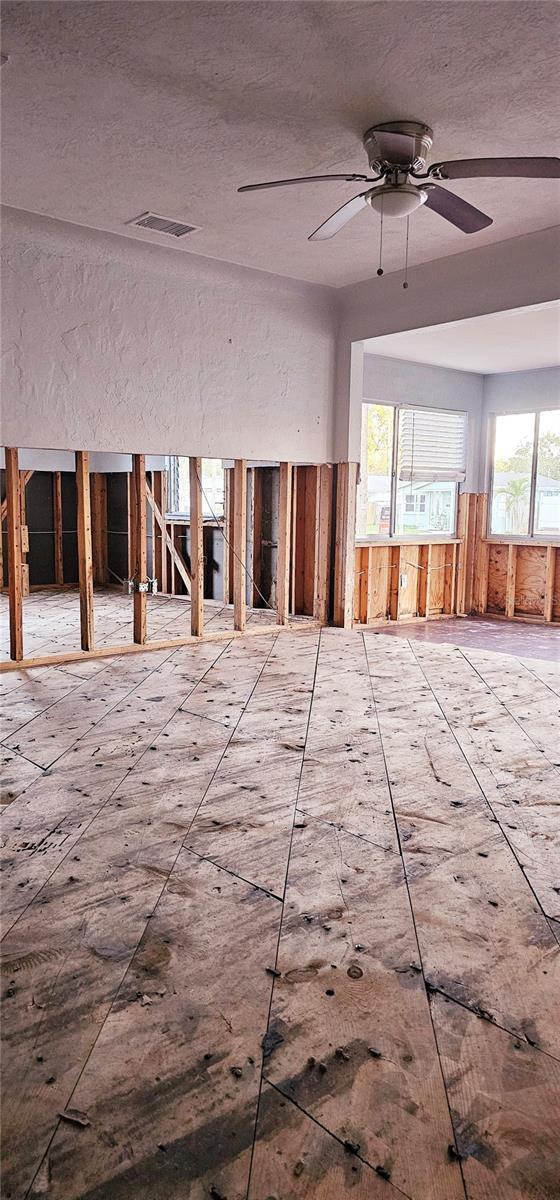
[487,543,508,613]
[368,547,391,620]
[514,545,547,616]
[429,544,446,614]
[398,546,420,616]
[354,547,368,623]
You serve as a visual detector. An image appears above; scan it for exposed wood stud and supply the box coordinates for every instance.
[189,457,204,637]
[446,542,458,614]
[313,464,333,625]
[19,470,30,598]
[473,493,490,614]
[505,543,517,618]
[222,468,233,605]
[131,453,147,645]
[75,451,95,652]
[389,544,400,622]
[53,472,64,585]
[1,469,33,524]
[277,461,292,625]
[233,459,247,632]
[290,466,298,615]
[333,462,358,628]
[544,546,556,623]
[5,448,23,660]
[417,544,431,617]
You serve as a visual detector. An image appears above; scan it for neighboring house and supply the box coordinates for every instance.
[364,474,456,535]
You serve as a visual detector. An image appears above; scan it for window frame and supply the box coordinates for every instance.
[357,400,465,543]
[487,410,560,543]
[165,455,225,522]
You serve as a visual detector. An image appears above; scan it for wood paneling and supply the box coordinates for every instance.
[487,543,508,613]
[514,545,547,616]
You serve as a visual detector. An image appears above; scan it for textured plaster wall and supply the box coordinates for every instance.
[1,208,337,462]
[337,225,560,463]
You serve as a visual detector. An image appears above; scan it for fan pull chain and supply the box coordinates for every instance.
[377,195,384,276]
[403,216,410,289]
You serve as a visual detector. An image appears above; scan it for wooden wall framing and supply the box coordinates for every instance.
[354,539,460,625]
[75,450,95,651]
[233,459,247,632]
[189,457,204,636]
[5,448,23,660]
[333,462,358,628]
[131,453,147,645]
[4,460,558,667]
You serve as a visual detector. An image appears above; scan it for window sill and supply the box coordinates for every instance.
[484,535,560,547]
[355,536,461,547]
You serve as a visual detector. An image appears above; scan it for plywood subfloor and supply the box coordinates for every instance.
[0,588,285,664]
[1,628,559,1199]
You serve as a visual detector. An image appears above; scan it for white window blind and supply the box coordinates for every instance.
[398,408,467,483]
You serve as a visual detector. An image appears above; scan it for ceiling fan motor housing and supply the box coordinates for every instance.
[363,120,434,173]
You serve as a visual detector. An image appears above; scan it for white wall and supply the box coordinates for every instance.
[362,354,483,492]
[0,449,167,473]
[1,207,337,463]
[336,225,560,463]
[483,367,560,416]
[480,366,560,490]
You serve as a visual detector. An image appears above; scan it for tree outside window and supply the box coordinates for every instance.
[490,410,560,537]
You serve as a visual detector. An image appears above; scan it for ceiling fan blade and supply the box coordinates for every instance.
[238,173,373,193]
[429,157,560,180]
[424,184,493,233]
[308,191,371,241]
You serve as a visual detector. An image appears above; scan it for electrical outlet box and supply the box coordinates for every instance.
[400,573,408,588]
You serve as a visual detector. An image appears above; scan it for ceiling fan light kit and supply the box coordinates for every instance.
[239,119,560,288]
[368,183,428,218]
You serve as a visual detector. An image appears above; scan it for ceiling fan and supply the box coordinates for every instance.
[238,121,560,241]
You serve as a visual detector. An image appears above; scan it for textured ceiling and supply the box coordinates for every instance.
[363,302,560,373]
[2,1,560,286]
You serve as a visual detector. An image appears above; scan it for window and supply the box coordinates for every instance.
[356,403,467,540]
[356,403,394,536]
[489,410,560,538]
[167,456,225,519]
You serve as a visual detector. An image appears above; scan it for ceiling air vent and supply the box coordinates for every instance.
[127,212,200,238]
